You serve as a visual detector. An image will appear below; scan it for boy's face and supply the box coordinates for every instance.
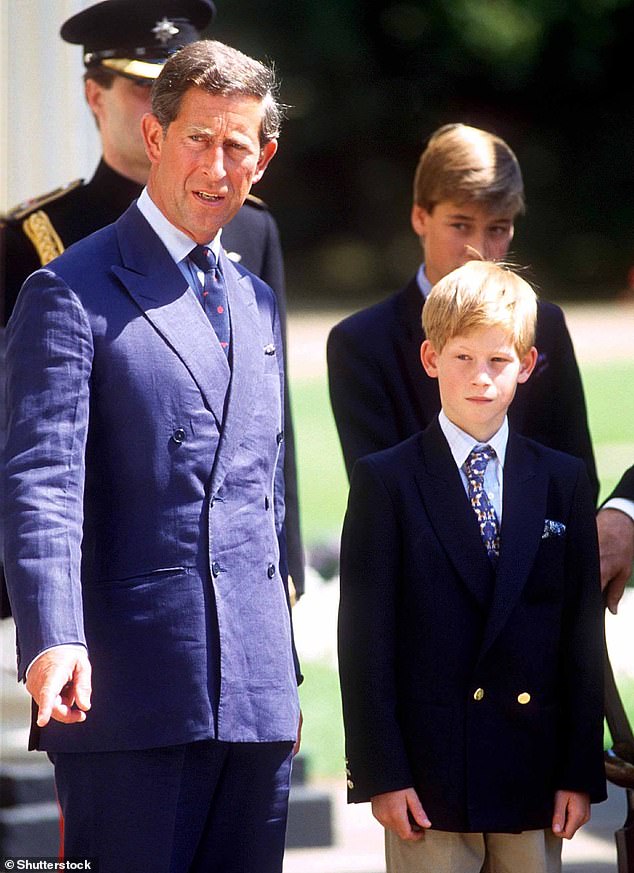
[411,201,516,286]
[420,327,536,442]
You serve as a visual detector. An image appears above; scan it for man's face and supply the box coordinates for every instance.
[411,201,516,286]
[85,75,153,184]
[142,87,277,243]
[420,327,536,442]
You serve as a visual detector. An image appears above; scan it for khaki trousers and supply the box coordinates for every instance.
[385,827,562,873]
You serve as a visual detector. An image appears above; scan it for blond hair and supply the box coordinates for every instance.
[413,123,524,216]
[423,260,537,356]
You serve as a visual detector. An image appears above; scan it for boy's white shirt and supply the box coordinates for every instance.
[438,410,507,522]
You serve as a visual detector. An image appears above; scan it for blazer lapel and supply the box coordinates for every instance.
[209,252,264,495]
[414,421,494,609]
[112,205,230,426]
[478,433,548,660]
[394,279,441,427]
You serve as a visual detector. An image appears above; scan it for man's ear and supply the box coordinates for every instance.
[252,140,278,185]
[517,346,538,384]
[420,339,439,378]
[84,79,104,121]
[141,113,164,164]
[411,204,431,239]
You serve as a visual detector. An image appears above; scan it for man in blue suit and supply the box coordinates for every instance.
[4,39,301,873]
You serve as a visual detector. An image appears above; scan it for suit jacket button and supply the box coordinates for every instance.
[518,692,531,705]
[276,431,284,445]
[347,779,354,790]
[473,687,485,701]
[172,427,186,444]
[211,561,220,578]
[267,563,276,579]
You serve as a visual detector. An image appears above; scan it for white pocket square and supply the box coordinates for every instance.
[542,519,566,539]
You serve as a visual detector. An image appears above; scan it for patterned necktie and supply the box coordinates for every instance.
[189,244,231,357]
[463,445,500,564]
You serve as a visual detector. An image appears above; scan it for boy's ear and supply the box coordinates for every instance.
[517,346,538,384]
[420,339,439,378]
[411,204,431,239]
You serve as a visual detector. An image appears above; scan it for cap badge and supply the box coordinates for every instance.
[152,17,180,45]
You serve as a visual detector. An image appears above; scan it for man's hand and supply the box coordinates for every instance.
[293,709,303,756]
[371,787,431,841]
[26,648,92,727]
[552,790,590,839]
[597,508,634,614]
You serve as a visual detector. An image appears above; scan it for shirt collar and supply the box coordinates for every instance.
[137,187,222,265]
[438,409,509,471]
[416,263,433,300]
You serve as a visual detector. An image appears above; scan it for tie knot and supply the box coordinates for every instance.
[189,244,216,273]
[464,445,496,479]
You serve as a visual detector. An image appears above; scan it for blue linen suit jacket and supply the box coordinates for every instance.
[3,203,300,753]
[338,420,606,833]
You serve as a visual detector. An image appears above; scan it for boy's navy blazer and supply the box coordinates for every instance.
[338,420,606,833]
[4,203,300,753]
[327,277,599,502]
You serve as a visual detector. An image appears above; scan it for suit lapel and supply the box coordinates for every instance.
[478,433,548,660]
[394,279,441,427]
[414,421,494,609]
[112,206,230,426]
[209,251,264,495]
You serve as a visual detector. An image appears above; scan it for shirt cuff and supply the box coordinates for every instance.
[602,498,634,524]
[25,643,88,680]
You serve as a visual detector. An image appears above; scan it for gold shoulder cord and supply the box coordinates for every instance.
[21,210,65,266]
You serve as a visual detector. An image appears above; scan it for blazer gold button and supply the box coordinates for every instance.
[211,561,220,578]
[172,427,186,444]
[267,563,276,579]
[473,687,485,701]
[518,692,531,705]
[347,779,354,789]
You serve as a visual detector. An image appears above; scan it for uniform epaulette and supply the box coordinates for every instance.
[244,193,269,211]
[7,179,84,221]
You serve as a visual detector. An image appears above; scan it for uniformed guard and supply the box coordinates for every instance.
[1,0,304,605]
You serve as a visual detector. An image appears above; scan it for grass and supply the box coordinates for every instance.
[289,357,634,779]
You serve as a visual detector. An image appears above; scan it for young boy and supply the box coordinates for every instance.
[327,124,598,504]
[337,260,606,873]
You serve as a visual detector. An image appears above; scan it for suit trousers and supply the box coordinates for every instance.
[50,739,294,873]
[385,827,562,873]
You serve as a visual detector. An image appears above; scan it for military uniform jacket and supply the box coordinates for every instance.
[338,420,606,833]
[327,276,599,504]
[4,203,301,753]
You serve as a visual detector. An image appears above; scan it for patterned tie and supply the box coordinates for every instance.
[463,445,500,564]
[189,244,231,357]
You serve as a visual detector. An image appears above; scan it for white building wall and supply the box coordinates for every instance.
[1,0,100,212]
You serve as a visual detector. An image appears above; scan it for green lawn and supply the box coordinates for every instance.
[290,357,634,780]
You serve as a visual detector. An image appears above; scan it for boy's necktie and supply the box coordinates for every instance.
[463,445,500,564]
[189,244,231,357]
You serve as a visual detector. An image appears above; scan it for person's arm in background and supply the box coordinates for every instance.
[597,466,634,615]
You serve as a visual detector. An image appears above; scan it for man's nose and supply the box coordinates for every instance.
[472,364,492,385]
[203,146,225,178]
[466,232,490,261]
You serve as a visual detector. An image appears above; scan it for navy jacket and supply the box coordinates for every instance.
[338,421,606,833]
[4,204,300,753]
[327,277,599,503]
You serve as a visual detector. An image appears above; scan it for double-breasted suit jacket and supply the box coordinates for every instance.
[3,203,300,753]
[327,277,599,502]
[338,420,606,833]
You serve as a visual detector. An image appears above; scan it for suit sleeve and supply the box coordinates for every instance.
[534,305,599,503]
[327,321,404,480]
[3,271,92,679]
[557,462,607,801]
[258,212,305,597]
[608,466,634,502]
[338,458,414,801]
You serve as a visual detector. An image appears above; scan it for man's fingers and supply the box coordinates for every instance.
[73,659,93,712]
